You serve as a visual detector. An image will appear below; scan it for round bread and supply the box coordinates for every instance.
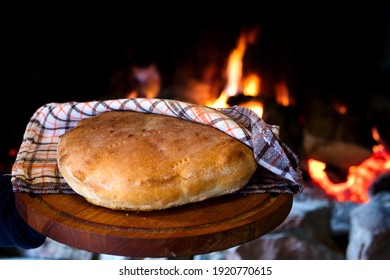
[57,111,258,211]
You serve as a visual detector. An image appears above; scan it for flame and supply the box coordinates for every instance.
[274,81,291,107]
[331,99,348,115]
[243,74,261,96]
[239,100,264,118]
[334,103,348,115]
[224,31,250,97]
[206,91,230,108]
[206,28,264,118]
[372,127,381,143]
[307,144,390,203]
[126,91,138,99]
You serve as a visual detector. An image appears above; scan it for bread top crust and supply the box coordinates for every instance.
[57,111,258,211]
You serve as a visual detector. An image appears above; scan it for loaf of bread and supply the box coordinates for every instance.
[57,110,258,211]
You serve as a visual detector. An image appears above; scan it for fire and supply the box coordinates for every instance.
[274,81,291,107]
[206,28,264,118]
[205,27,294,120]
[224,32,247,97]
[243,74,261,97]
[307,144,390,203]
[239,100,264,118]
[208,91,230,108]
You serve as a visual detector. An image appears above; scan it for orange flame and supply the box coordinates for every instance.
[224,33,247,97]
[307,144,390,203]
[243,74,261,96]
[206,28,264,117]
[239,100,264,118]
[207,91,230,108]
[274,81,291,107]
[334,103,348,115]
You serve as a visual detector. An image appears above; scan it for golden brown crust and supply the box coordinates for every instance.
[57,111,258,211]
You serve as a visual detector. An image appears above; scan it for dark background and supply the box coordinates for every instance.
[2,2,390,171]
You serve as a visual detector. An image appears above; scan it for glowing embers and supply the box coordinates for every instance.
[308,143,390,203]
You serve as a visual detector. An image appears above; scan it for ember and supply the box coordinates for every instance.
[307,144,390,203]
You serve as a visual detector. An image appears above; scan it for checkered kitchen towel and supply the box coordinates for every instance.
[11,98,304,195]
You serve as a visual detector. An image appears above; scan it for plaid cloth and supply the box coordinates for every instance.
[11,98,304,195]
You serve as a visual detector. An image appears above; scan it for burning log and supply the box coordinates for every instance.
[307,144,390,203]
[303,129,372,171]
[303,97,374,171]
[303,94,390,204]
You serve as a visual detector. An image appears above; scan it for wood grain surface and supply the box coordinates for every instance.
[15,192,293,258]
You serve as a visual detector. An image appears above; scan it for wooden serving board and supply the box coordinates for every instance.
[15,192,293,258]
